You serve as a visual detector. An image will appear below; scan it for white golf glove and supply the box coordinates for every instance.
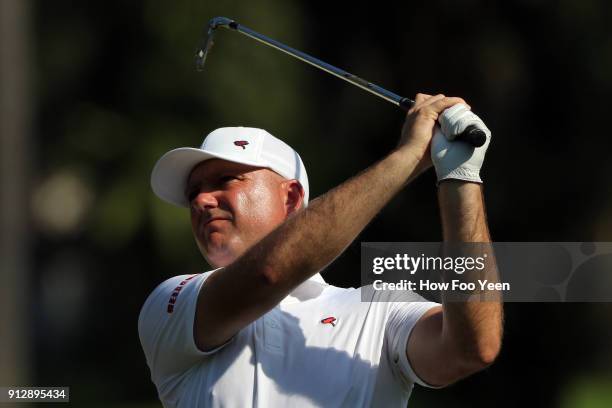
[431,103,492,183]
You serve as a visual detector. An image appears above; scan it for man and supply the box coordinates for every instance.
[139,94,503,407]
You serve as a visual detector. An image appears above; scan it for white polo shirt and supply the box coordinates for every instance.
[138,271,440,407]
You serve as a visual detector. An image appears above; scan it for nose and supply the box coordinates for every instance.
[190,190,219,212]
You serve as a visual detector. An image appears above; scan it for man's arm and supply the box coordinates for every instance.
[406,181,503,386]
[195,95,465,350]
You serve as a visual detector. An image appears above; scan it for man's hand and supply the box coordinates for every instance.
[398,94,469,174]
[432,104,491,183]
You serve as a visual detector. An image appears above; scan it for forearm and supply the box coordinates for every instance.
[438,181,503,368]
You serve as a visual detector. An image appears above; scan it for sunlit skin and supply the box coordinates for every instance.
[186,159,304,268]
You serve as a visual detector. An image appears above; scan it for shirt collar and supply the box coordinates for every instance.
[282,273,328,305]
[207,268,327,305]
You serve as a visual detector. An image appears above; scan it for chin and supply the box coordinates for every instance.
[198,234,245,268]
[203,247,239,268]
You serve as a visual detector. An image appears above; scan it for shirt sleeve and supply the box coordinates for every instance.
[385,299,443,389]
[138,271,229,386]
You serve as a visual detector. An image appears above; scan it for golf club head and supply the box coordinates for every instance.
[195,17,236,71]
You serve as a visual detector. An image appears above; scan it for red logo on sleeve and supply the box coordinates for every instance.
[234,140,249,149]
[167,274,200,313]
[321,316,337,327]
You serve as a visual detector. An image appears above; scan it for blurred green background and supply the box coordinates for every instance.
[1,0,612,407]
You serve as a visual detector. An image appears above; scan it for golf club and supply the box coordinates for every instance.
[196,17,486,147]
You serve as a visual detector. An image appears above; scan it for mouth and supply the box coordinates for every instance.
[201,216,233,232]
[205,217,230,225]
[195,212,232,238]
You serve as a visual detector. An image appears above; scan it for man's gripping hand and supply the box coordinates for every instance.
[398,94,470,174]
[432,103,492,183]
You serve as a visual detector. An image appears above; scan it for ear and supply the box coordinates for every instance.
[281,179,305,216]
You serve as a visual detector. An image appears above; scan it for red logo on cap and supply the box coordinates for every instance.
[321,316,337,327]
[234,140,249,150]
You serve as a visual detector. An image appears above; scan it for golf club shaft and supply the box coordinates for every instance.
[209,20,414,110]
[197,17,486,147]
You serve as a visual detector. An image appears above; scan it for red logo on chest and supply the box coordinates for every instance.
[234,140,249,149]
[321,316,337,327]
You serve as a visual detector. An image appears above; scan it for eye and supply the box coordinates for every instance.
[187,188,199,203]
[220,175,238,184]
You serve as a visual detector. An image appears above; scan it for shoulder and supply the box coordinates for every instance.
[138,271,216,332]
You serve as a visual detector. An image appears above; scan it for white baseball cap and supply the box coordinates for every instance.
[151,127,309,208]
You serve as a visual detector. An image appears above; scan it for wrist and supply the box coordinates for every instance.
[438,181,488,242]
[397,141,428,163]
[438,179,482,196]
[384,146,423,187]
[436,167,482,184]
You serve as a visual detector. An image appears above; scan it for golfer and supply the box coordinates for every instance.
[139,94,503,407]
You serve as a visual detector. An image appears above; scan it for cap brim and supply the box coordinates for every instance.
[150,147,264,207]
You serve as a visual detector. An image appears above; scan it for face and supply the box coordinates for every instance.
[186,159,300,268]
